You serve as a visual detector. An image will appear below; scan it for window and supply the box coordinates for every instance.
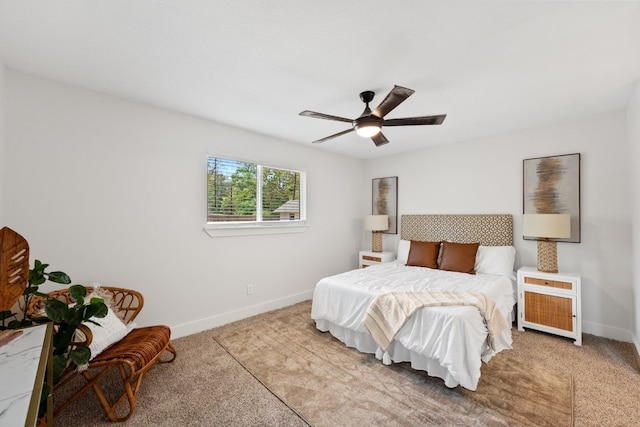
[206,157,306,230]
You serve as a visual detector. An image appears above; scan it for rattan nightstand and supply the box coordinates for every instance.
[358,251,395,268]
[517,266,582,346]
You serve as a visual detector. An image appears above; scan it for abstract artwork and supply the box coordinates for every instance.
[372,176,398,234]
[523,153,581,242]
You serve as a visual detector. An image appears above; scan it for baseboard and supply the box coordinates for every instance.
[170,295,640,350]
[582,320,634,342]
[633,335,640,373]
[171,289,315,339]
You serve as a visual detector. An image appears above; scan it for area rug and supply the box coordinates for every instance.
[212,300,574,427]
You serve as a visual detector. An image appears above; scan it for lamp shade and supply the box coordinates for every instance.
[364,215,389,231]
[523,214,571,239]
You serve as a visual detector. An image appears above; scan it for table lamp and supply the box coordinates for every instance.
[364,215,389,252]
[522,213,571,273]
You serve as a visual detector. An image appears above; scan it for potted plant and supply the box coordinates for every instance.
[34,283,108,382]
[1,259,72,329]
[1,259,108,419]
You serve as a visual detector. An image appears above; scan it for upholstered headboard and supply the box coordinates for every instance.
[400,214,513,246]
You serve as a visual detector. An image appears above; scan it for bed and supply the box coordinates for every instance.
[311,214,516,391]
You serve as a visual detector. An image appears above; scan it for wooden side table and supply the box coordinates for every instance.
[517,266,582,346]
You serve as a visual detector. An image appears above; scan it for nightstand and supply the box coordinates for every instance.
[517,266,582,346]
[359,251,395,268]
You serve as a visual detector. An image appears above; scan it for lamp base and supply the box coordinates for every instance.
[537,240,558,273]
[372,232,383,252]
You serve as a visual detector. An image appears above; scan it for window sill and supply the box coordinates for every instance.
[203,222,308,237]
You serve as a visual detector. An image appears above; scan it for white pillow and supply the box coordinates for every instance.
[82,306,130,360]
[397,239,411,264]
[474,245,516,277]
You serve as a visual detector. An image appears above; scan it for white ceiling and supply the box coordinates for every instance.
[1,1,639,160]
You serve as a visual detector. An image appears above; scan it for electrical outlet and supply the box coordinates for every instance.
[247,284,253,295]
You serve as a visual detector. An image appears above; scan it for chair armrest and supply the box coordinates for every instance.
[73,323,93,347]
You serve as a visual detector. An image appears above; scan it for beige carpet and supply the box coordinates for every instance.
[52,300,640,426]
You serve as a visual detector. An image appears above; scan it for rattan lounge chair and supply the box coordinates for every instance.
[30,286,176,422]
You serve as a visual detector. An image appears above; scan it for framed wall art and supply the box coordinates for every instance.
[523,153,581,243]
[372,176,398,234]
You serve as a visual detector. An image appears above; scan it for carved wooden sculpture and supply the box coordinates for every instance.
[0,227,30,311]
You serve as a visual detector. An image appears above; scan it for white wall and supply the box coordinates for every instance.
[363,112,633,341]
[3,70,364,337]
[3,68,635,344]
[0,64,5,226]
[628,81,640,351]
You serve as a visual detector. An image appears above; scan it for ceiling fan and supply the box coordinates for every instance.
[299,85,446,147]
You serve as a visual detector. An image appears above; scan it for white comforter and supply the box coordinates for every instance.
[311,261,515,390]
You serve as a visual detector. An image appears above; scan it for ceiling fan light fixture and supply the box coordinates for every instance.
[354,118,382,137]
[300,85,446,146]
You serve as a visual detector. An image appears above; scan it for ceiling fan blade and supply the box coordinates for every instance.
[383,114,446,126]
[312,128,354,144]
[372,85,415,118]
[371,132,389,147]
[299,110,353,123]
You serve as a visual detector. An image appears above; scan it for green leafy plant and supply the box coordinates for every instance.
[1,259,108,383]
[0,260,72,329]
[39,284,108,382]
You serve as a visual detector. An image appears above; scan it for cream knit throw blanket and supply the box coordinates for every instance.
[363,291,508,352]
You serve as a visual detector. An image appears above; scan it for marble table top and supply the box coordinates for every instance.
[0,324,48,427]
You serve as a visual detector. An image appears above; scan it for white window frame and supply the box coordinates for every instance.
[204,156,307,237]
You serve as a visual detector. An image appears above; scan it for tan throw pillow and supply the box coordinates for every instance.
[406,241,441,268]
[439,241,480,274]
